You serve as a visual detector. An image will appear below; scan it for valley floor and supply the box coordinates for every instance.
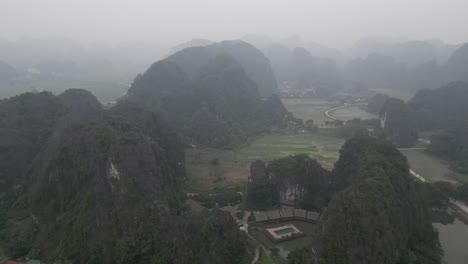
[184,132,344,192]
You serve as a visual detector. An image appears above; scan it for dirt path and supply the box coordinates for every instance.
[251,247,260,264]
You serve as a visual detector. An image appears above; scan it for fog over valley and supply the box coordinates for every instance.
[1,1,468,264]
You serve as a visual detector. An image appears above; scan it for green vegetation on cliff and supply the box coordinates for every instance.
[321,136,442,264]
[127,53,294,148]
[0,90,249,264]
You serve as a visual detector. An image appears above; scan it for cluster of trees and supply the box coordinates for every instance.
[380,97,419,147]
[409,81,468,131]
[0,90,250,263]
[336,118,381,138]
[246,160,279,210]
[320,136,442,264]
[367,82,468,171]
[190,190,243,208]
[418,181,468,209]
[246,136,443,263]
[246,155,330,211]
[428,123,468,173]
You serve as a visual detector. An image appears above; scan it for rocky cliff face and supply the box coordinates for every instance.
[167,40,279,97]
[320,136,441,264]
[126,53,294,148]
[0,90,248,264]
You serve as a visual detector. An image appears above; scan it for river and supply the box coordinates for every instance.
[434,219,468,264]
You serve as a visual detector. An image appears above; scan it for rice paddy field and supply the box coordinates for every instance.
[281,98,338,126]
[184,133,345,192]
[185,97,383,192]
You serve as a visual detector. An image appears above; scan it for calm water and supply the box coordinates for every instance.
[275,227,295,235]
[434,219,468,264]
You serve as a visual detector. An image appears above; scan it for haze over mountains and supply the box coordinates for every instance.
[2,32,468,264]
[2,0,468,263]
[1,34,468,104]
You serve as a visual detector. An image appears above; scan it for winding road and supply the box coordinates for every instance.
[324,102,369,121]
[324,104,347,121]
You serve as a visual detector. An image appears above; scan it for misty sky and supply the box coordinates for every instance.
[2,0,468,50]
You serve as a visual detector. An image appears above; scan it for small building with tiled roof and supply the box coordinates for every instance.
[294,209,307,219]
[254,211,269,222]
[280,207,294,220]
[267,210,281,221]
[306,211,320,223]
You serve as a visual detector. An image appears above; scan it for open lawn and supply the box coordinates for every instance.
[400,149,468,183]
[185,133,344,192]
[281,98,338,126]
[258,248,275,264]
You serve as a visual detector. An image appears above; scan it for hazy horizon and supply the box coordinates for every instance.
[2,0,468,51]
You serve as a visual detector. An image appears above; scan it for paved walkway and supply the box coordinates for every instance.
[251,247,259,264]
[452,200,468,215]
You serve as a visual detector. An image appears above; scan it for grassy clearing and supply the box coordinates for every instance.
[400,149,468,184]
[258,248,275,264]
[184,132,344,192]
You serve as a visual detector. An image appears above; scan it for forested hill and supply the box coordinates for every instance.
[167,40,279,97]
[409,81,468,131]
[445,43,468,83]
[320,136,442,264]
[408,81,468,172]
[126,53,295,148]
[0,90,249,263]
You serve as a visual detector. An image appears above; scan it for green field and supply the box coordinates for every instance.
[282,98,338,126]
[258,248,275,264]
[185,133,344,192]
[400,149,468,183]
